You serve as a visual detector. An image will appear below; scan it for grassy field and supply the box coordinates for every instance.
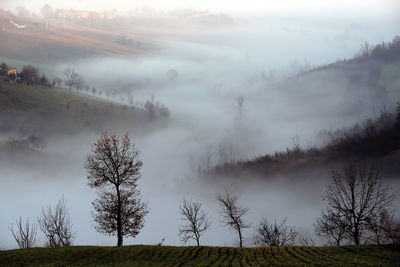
[379,60,400,100]
[0,245,399,266]
[0,80,149,135]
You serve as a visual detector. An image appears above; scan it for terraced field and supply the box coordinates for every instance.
[1,245,399,266]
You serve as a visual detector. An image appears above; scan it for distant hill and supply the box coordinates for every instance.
[209,38,400,179]
[0,244,399,266]
[0,8,157,64]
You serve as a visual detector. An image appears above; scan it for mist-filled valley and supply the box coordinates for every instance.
[1,1,400,252]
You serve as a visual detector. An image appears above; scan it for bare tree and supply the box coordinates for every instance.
[75,75,85,91]
[63,68,78,93]
[9,217,37,248]
[254,218,298,247]
[218,143,235,166]
[359,41,371,59]
[217,189,249,248]
[236,96,244,116]
[298,230,316,247]
[38,197,74,247]
[85,132,149,246]
[178,199,210,246]
[366,208,400,245]
[386,219,400,244]
[144,95,155,118]
[316,162,394,245]
[315,210,347,246]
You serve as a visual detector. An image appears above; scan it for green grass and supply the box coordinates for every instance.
[0,80,147,135]
[0,245,399,266]
[379,60,400,100]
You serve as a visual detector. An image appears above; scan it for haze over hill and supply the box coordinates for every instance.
[0,0,400,251]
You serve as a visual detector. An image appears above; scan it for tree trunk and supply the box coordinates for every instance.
[196,238,200,247]
[116,186,123,246]
[354,224,359,245]
[238,227,243,248]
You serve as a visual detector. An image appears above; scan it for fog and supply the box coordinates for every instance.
[1,2,400,249]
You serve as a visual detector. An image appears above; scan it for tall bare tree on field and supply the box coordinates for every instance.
[316,162,394,245]
[85,132,149,246]
[63,68,78,93]
[178,199,210,246]
[217,189,249,248]
[9,217,37,248]
[38,197,74,247]
[254,218,298,247]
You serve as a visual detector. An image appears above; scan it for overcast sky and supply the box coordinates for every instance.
[1,0,399,17]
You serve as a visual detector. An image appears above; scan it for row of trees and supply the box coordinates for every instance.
[9,134,400,248]
[62,68,170,118]
[182,162,400,247]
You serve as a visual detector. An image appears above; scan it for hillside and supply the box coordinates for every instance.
[1,245,399,266]
[0,9,157,64]
[207,37,400,180]
[211,107,400,179]
[0,80,152,136]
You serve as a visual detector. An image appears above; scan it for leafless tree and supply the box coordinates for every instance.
[128,95,134,106]
[315,210,347,246]
[9,217,37,248]
[63,68,78,93]
[38,197,74,247]
[366,208,400,245]
[144,95,155,118]
[298,230,316,247]
[254,218,298,247]
[386,220,400,244]
[289,135,301,152]
[218,143,235,166]
[75,75,85,91]
[178,199,210,246]
[236,96,244,116]
[316,162,394,245]
[85,132,149,246]
[217,189,249,248]
[359,41,371,59]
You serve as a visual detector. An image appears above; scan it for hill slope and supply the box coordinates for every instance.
[0,245,399,266]
[0,80,150,136]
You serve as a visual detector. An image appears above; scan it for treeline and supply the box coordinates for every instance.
[8,135,400,248]
[0,63,53,87]
[212,106,400,175]
[290,35,400,78]
[0,63,170,119]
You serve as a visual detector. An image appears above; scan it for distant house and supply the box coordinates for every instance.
[0,63,17,82]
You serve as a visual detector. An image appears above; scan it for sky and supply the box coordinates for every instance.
[1,0,399,17]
